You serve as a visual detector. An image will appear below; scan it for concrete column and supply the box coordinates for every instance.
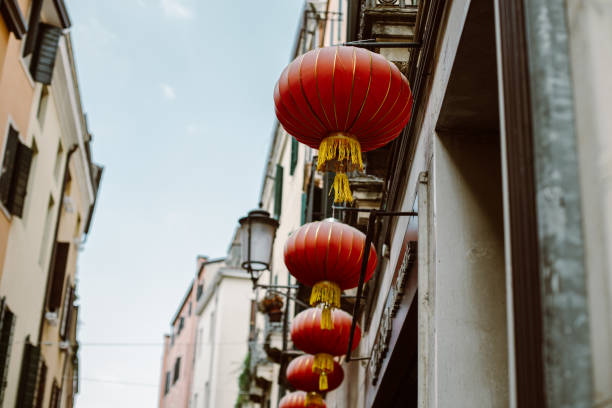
[431,133,508,407]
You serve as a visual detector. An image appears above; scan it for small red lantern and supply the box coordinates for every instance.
[274,45,413,202]
[291,307,361,388]
[279,391,326,408]
[287,354,344,392]
[284,219,376,328]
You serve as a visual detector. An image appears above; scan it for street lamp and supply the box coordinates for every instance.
[239,209,279,286]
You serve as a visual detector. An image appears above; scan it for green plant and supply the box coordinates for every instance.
[235,349,252,408]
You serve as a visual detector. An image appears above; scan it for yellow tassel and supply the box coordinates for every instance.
[310,281,341,308]
[319,372,328,391]
[321,306,332,330]
[331,172,353,203]
[304,392,323,407]
[317,133,363,173]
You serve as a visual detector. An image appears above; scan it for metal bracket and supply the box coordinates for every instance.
[332,206,418,362]
[343,39,422,49]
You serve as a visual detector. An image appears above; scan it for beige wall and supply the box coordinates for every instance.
[567,1,612,406]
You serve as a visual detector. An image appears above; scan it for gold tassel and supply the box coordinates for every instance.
[332,172,353,203]
[310,281,341,330]
[304,392,324,407]
[319,372,328,391]
[317,133,363,172]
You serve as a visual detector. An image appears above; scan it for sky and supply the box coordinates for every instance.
[66,0,304,406]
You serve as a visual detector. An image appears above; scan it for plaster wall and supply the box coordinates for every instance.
[566,2,612,405]
[0,81,65,408]
[191,272,251,408]
[0,6,35,282]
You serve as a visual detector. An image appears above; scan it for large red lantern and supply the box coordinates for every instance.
[279,391,326,408]
[274,45,413,202]
[291,307,361,388]
[284,219,376,328]
[286,354,344,392]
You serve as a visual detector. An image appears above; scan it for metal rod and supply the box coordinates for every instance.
[255,284,299,290]
[332,206,418,217]
[347,356,371,361]
[346,210,377,362]
[343,40,422,49]
[264,289,309,309]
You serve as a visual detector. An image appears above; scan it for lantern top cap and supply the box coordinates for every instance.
[239,209,279,228]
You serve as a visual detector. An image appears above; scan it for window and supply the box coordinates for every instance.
[188,302,192,316]
[172,357,181,384]
[37,86,49,126]
[178,317,185,334]
[301,192,307,225]
[164,371,170,395]
[38,196,55,266]
[273,164,283,219]
[59,282,74,340]
[290,138,298,175]
[16,336,41,407]
[48,380,60,408]
[196,284,203,300]
[0,300,16,404]
[47,242,70,312]
[53,142,63,181]
[0,125,34,217]
[209,311,216,343]
[29,23,62,85]
[34,361,46,408]
[0,0,26,39]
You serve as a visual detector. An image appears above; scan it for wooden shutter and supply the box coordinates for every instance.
[300,192,307,225]
[273,164,283,219]
[9,141,34,217]
[48,242,70,312]
[290,139,298,175]
[0,303,15,404]
[48,381,60,408]
[59,283,74,340]
[34,361,47,408]
[16,338,41,408]
[30,23,62,85]
[0,0,27,39]
[0,127,19,208]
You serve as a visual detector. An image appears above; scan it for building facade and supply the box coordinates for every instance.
[242,0,612,407]
[158,257,224,408]
[189,234,252,408]
[0,1,102,407]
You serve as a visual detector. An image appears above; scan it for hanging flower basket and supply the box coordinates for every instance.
[258,293,284,322]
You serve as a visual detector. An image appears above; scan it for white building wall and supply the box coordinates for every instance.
[191,269,252,408]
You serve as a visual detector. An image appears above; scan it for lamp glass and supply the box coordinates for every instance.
[239,210,278,272]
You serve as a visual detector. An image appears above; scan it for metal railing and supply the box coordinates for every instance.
[366,0,418,7]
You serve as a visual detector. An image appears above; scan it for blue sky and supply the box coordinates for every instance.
[67,0,303,406]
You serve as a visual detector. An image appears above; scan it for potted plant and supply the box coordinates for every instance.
[258,292,284,322]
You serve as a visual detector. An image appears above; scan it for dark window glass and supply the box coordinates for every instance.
[0,126,34,217]
[0,301,15,404]
[29,23,62,85]
[48,242,70,312]
[16,337,41,407]
[273,164,283,219]
[173,358,181,384]
[290,138,298,175]
[164,371,170,395]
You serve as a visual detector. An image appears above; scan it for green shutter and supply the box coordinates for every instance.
[273,164,283,219]
[290,139,298,175]
[301,192,307,225]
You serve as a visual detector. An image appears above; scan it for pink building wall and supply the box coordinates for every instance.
[158,256,209,408]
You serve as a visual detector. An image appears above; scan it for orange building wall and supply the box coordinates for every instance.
[0,21,36,281]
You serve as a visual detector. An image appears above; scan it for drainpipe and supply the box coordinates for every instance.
[37,145,78,344]
[523,1,593,406]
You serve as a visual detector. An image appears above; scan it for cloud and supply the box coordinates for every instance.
[160,0,194,19]
[160,83,176,100]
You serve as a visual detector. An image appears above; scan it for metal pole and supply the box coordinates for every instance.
[523,0,593,405]
[346,210,377,362]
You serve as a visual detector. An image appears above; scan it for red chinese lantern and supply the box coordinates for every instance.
[274,45,413,202]
[279,391,326,408]
[284,219,376,328]
[291,307,361,388]
[286,354,344,392]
